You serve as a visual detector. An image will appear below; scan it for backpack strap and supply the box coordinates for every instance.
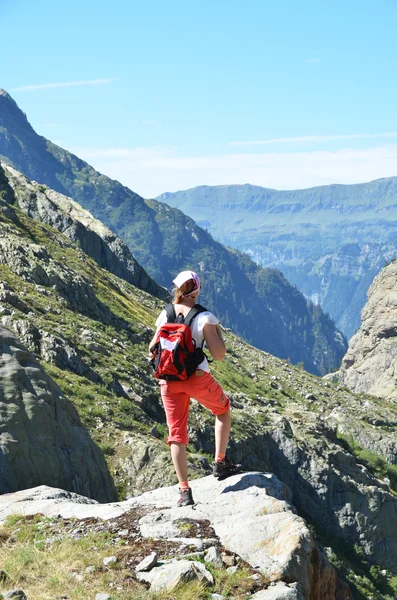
[184,304,207,328]
[165,303,176,323]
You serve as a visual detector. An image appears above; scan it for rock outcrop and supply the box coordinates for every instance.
[1,162,168,301]
[0,474,352,599]
[0,324,117,502]
[340,259,397,400]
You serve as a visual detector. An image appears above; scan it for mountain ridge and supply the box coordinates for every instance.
[156,181,397,338]
[159,175,397,199]
[0,89,346,375]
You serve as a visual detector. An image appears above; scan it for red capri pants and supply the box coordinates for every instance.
[160,371,230,446]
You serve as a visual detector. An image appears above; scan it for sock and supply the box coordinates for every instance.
[215,452,226,463]
[179,480,190,490]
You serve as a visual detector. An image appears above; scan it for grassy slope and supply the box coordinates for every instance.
[156,179,397,240]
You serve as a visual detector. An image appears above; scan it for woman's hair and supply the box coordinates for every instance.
[173,279,195,303]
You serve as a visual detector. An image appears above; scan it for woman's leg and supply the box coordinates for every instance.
[170,442,189,483]
[160,382,190,484]
[187,372,232,454]
[189,373,240,476]
[215,408,231,455]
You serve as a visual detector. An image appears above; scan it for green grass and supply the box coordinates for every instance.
[337,432,397,495]
[0,516,266,600]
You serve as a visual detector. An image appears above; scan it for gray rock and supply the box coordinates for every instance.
[221,553,236,567]
[341,260,397,401]
[103,556,117,567]
[136,551,158,572]
[95,595,111,600]
[0,476,351,598]
[136,559,214,592]
[0,325,117,502]
[226,566,238,575]
[204,545,223,568]
[2,591,27,600]
[266,421,397,573]
[137,473,314,596]
[85,565,95,573]
[250,581,304,599]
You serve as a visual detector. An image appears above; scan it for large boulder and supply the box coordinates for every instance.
[340,259,397,400]
[0,325,117,502]
[0,474,351,600]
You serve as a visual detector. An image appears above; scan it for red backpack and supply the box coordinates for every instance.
[150,303,207,381]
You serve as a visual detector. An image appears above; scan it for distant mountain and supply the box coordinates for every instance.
[157,182,397,338]
[0,89,346,374]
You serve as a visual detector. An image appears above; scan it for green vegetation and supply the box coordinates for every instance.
[337,432,397,495]
[0,515,266,600]
[318,534,397,600]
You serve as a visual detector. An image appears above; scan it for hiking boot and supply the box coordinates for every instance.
[213,456,242,480]
[177,487,194,507]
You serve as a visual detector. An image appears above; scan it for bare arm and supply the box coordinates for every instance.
[148,332,157,357]
[203,323,226,361]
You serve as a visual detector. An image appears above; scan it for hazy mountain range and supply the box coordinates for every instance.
[157,180,397,338]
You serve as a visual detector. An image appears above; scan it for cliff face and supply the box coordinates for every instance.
[0,323,117,502]
[340,259,397,400]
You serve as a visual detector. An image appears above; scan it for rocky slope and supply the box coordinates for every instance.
[0,90,346,375]
[339,259,397,401]
[0,162,167,301]
[1,170,397,597]
[0,477,352,600]
[0,323,116,502]
[157,183,397,339]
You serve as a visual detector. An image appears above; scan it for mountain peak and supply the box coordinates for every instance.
[0,88,14,101]
[0,88,33,133]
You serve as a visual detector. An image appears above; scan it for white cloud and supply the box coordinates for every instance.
[73,146,177,160]
[11,79,113,92]
[74,144,397,198]
[131,120,160,126]
[229,133,397,147]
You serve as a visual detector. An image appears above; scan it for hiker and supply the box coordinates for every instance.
[149,270,241,506]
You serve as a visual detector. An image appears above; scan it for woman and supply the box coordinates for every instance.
[149,270,241,506]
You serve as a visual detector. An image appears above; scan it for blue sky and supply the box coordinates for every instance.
[2,0,397,196]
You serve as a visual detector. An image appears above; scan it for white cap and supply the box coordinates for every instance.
[172,270,201,292]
